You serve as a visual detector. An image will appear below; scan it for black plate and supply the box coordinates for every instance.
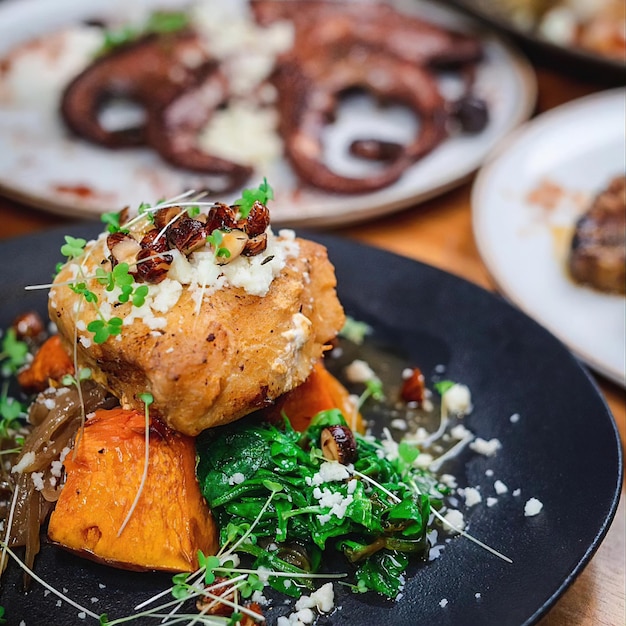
[0,223,622,626]
[443,0,626,85]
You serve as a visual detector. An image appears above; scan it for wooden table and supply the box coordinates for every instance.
[0,67,624,626]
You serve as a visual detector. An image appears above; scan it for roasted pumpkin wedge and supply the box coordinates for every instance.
[48,407,218,572]
[17,335,74,393]
[267,360,365,433]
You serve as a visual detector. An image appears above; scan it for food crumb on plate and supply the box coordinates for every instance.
[524,497,544,517]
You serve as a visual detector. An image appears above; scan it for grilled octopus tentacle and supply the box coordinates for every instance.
[145,69,253,192]
[273,54,447,194]
[60,31,211,148]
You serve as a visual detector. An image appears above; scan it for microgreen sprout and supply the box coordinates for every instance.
[87,318,124,344]
[98,10,189,56]
[234,178,274,218]
[357,376,384,409]
[61,367,92,388]
[339,316,372,345]
[117,392,153,537]
[0,328,28,375]
[60,235,87,259]
[206,230,231,259]
[0,383,25,438]
[101,211,126,234]
[433,380,455,395]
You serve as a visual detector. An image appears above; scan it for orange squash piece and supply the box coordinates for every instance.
[268,361,365,433]
[48,408,218,572]
[17,335,74,393]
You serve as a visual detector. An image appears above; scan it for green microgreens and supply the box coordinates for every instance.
[339,316,372,345]
[97,10,190,56]
[234,178,274,219]
[357,376,384,409]
[60,235,87,259]
[0,383,26,440]
[206,229,231,259]
[138,201,156,225]
[0,328,29,375]
[87,318,123,344]
[186,205,201,218]
[433,380,455,395]
[100,211,127,234]
[54,237,152,345]
[61,367,92,389]
[95,263,149,307]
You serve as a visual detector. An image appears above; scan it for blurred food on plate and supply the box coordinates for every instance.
[490,0,626,61]
[568,175,626,294]
[0,0,491,196]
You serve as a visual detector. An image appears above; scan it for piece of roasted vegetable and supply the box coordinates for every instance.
[266,360,364,433]
[48,408,218,571]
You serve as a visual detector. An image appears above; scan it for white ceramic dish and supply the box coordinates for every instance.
[0,0,536,228]
[472,88,626,387]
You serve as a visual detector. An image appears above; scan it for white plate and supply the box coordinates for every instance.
[472,89,626,387]
[0,0,536,228]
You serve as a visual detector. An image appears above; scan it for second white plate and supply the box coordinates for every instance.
[472,88,626,387]
[0,0,536,227]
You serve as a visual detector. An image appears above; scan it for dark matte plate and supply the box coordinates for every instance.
[443,0,626,85]
[0,223,622,626]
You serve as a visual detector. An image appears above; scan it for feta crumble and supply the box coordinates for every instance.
[524,498,544,517]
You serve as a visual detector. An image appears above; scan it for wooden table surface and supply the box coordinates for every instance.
[0,67,624,625]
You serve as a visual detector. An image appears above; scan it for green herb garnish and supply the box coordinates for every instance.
[235,178,274,219]
[196,414,444,598]
[0,328,28,375]
[97,10,190,56]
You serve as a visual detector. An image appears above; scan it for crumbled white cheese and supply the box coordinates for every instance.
[470,437,502,457]
[308,461,352,486]
[43,398,56,410]
[79,336,92,348]
[524,498,544,517]
[486,497,498,507]
[198,103,282,169]
[11,451,35,474]
[450,424,471,440]
[442,384,472,415]
[295,582,335,613]
[440,474,458,489]
[439,598,449,608]
[281,313,312,351]
[31,471,45,491]
[494,480,508,495]
[390,418,408,431]
[512,488,521,497]
[228,472,246,486]
[344,359,377,384]
[462,487,482,508]
[313,487,353,524]
[442,509,465,533]
[509,413,520,423]
[50,460,63,478]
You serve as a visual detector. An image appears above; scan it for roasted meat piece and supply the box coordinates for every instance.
[568,175,626,294]
[49,219,345,436]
